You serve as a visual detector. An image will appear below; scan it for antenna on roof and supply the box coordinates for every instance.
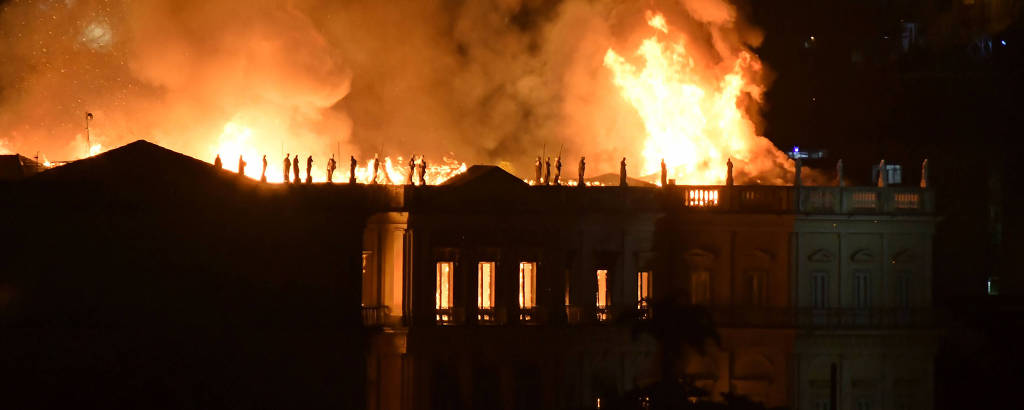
[85,112,93,158]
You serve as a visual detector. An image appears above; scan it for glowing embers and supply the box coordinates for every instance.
[596,269,609,321]
[478,262,496,322]
[519,262,537,321]
[435,262,454,323]
[685,188,720,207]
[637,271,651,319]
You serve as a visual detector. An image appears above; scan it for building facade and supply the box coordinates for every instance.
[362,166,937,410]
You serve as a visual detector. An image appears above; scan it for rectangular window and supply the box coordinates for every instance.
[436,261,454,322]
[854,272,869,309]
[478,262,496,321]
[519,262,536,320]
[691,271,710,305]
[812,272,827,308]
[747,271,767,306]
[637,271,651,307]
[596,269,609,321]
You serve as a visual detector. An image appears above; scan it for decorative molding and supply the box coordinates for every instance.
[890,249,916,264]
[850,249,875,263]
[807,249,834,263]
[750,249,774,263]
[684,248,715,266]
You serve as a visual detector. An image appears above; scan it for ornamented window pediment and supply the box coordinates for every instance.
[748,249,774,264]
[890,249,916,264]
[807,249,834,263]
[683,248,715,266]
[850,249,875,263]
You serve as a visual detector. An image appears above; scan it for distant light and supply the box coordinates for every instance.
[1001,40,1007,46]
[810,35,815,41]
[794,146,800,153]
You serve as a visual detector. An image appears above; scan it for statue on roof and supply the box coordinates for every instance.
[349,155,357,183]
[660,159,667,187]
[620,157,627,187]
[544,157,551,186]
[578,156,586,187]
[534,156,542,186]
[261,155,268,182]
[326,154,336,183]
[283,154,291,183]
[238,155,246,176]
[371,154,380,184]
[726,158,734,186]
[292,155,300,184]
[305,155,313,184]
[553,156,562,186]
[214,154,222,169]
[418,157,427,186]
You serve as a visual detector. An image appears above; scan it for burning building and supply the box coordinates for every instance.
[1,140,937,410]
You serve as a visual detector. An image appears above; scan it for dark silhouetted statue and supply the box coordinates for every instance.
[660,158,667,186]
[418,158,427,186]
[371,154,380,184]
[577,156,585,187]
[726,158,734,186]
[214,154,222,169]
[261,155,268,182]
[620,157,627,187]
[544,157,551,186]
[292,155,300,184]
[349,155,357,183]
[238,155,246,175]
[553,156,562,186]
[534,156,542,185]
[326,154,336,183]
[283,154,291,182]
[305,155,313,184]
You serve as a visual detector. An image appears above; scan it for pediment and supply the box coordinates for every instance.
[850,249,875,263]
[683,248,715,265]
[749,249,774,263]
[890,249,916,264]
[807,249,834,263]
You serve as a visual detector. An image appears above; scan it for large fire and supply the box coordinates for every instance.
[213,120,466,184]
[603,11,791,185]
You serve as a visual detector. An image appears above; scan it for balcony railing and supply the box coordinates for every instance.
[711,307,936,329]
[361,305,391,327]
[664,185,932,214]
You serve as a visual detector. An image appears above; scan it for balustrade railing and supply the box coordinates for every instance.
[663,185,932,214]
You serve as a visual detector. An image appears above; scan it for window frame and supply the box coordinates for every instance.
[435,261,455,323]
[477,261,496,322]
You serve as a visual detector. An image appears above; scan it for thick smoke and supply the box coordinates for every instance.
[1,0,782,180]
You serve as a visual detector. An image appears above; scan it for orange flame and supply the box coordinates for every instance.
[603,11,790,185]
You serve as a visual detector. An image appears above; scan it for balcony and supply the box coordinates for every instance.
[710,307,936,329]
[663,185,933,215]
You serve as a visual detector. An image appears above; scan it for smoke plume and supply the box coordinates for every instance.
[1,0,789,181]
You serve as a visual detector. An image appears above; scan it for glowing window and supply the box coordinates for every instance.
[478,262,495,310]
[637,271,651,306]
[691,271,709,304]
[596,270,609,309]
[435,262,454,322]
[519,262,536,309]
